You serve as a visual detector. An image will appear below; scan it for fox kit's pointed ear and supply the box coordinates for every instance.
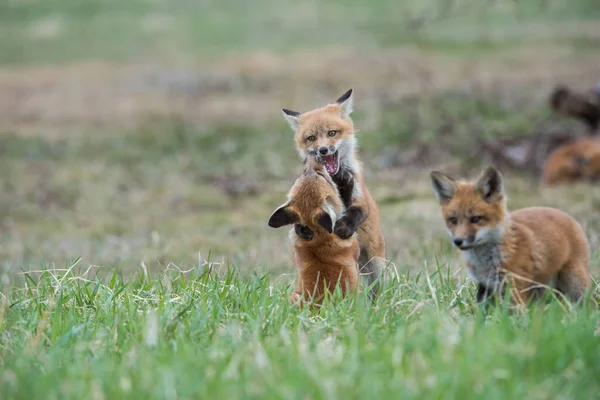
[317,212,334,234]
[318,197,337,233]
[335,89,353,118]
[430,171,456,204]
[268,202,298,228]
[476,166,504,203]
[282,109,301,130]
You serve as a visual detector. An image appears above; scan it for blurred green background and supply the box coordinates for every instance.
[1,0,600,277]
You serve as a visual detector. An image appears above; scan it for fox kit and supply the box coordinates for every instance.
[542,137,600,185]
[430,166,591,305]
[282,89,385,297]
[549,83,600,132]
[268,155,360,306]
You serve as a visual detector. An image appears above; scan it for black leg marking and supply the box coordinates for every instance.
[476,283,494,303]
[332,169,355,208]
[334,206,367,239]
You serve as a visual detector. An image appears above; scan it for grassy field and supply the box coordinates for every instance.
[2,264,600,399]
[2,0,600,398]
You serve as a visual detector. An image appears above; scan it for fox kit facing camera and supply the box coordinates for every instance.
[268,155,360,306]
[282,89,385,297]
[430,166,591,305]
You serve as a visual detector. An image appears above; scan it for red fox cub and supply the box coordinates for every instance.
[430,166,592,305]
[549,83,600,132]
[542,137,600,185]
[282,89,385,297]
[268,155,360,306]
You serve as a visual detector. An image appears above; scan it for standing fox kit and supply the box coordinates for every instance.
[268,155,360,306]
[282,89,386,296]
[430,166,591,305]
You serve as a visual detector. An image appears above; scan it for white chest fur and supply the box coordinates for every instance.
[463,243,504,289]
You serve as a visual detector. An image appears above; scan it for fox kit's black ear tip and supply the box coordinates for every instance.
[282,108,301,117]
[429,170,441,179]
[477,166,504,201]
[268,205,297,228]
[317,213,334,234]
[430,170,454,183]
[483,165,502,177]
[336,89,353,104]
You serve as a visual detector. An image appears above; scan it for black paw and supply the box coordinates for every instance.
[334,220,355,239]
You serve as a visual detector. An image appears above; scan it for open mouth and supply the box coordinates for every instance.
[321,151,339,175]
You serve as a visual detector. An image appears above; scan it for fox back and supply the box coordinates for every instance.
[542,138,600,185]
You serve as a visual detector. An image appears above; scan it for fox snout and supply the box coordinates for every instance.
[316,146,336,156]
[452,235,475,250]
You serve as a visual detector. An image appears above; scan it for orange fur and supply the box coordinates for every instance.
[542,137,600,185]
[268,156,360,307]
[282,90,386,297]
[431,166,592,306]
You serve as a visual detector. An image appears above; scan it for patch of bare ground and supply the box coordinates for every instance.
[1,46,600,136]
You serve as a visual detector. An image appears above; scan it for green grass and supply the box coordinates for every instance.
[2,0,600,397]
[1,263,599,399]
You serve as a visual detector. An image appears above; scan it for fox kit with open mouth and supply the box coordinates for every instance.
[282,89,385,297]
[268,155,360,306]
[430,166,592,306]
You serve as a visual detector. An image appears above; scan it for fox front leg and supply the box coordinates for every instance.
[332,169,367,239]
[334,206,367,239]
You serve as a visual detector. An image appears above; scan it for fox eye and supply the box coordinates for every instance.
[448,217,457,225]
[470,216,481,223]
[307,135,316,142]
[327,130,337,137]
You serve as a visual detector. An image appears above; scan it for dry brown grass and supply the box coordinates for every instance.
[1,35,600,278]
[2,45,600,135]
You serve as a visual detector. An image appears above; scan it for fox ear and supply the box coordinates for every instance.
[317,212,334,234]
[335,89,353,118]
[430,171,456,204]
[318,197,338,233]
[282,109,301,130]
[268,202,298,228]
[476,166,504,203]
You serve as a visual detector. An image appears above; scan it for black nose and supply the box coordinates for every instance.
[319,147,329,155]
[453,238,463,247]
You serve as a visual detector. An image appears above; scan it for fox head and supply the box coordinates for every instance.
[549,83,600,131]
[430,166,508,251]
[282,89,357,176]
[268,155,344,237]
